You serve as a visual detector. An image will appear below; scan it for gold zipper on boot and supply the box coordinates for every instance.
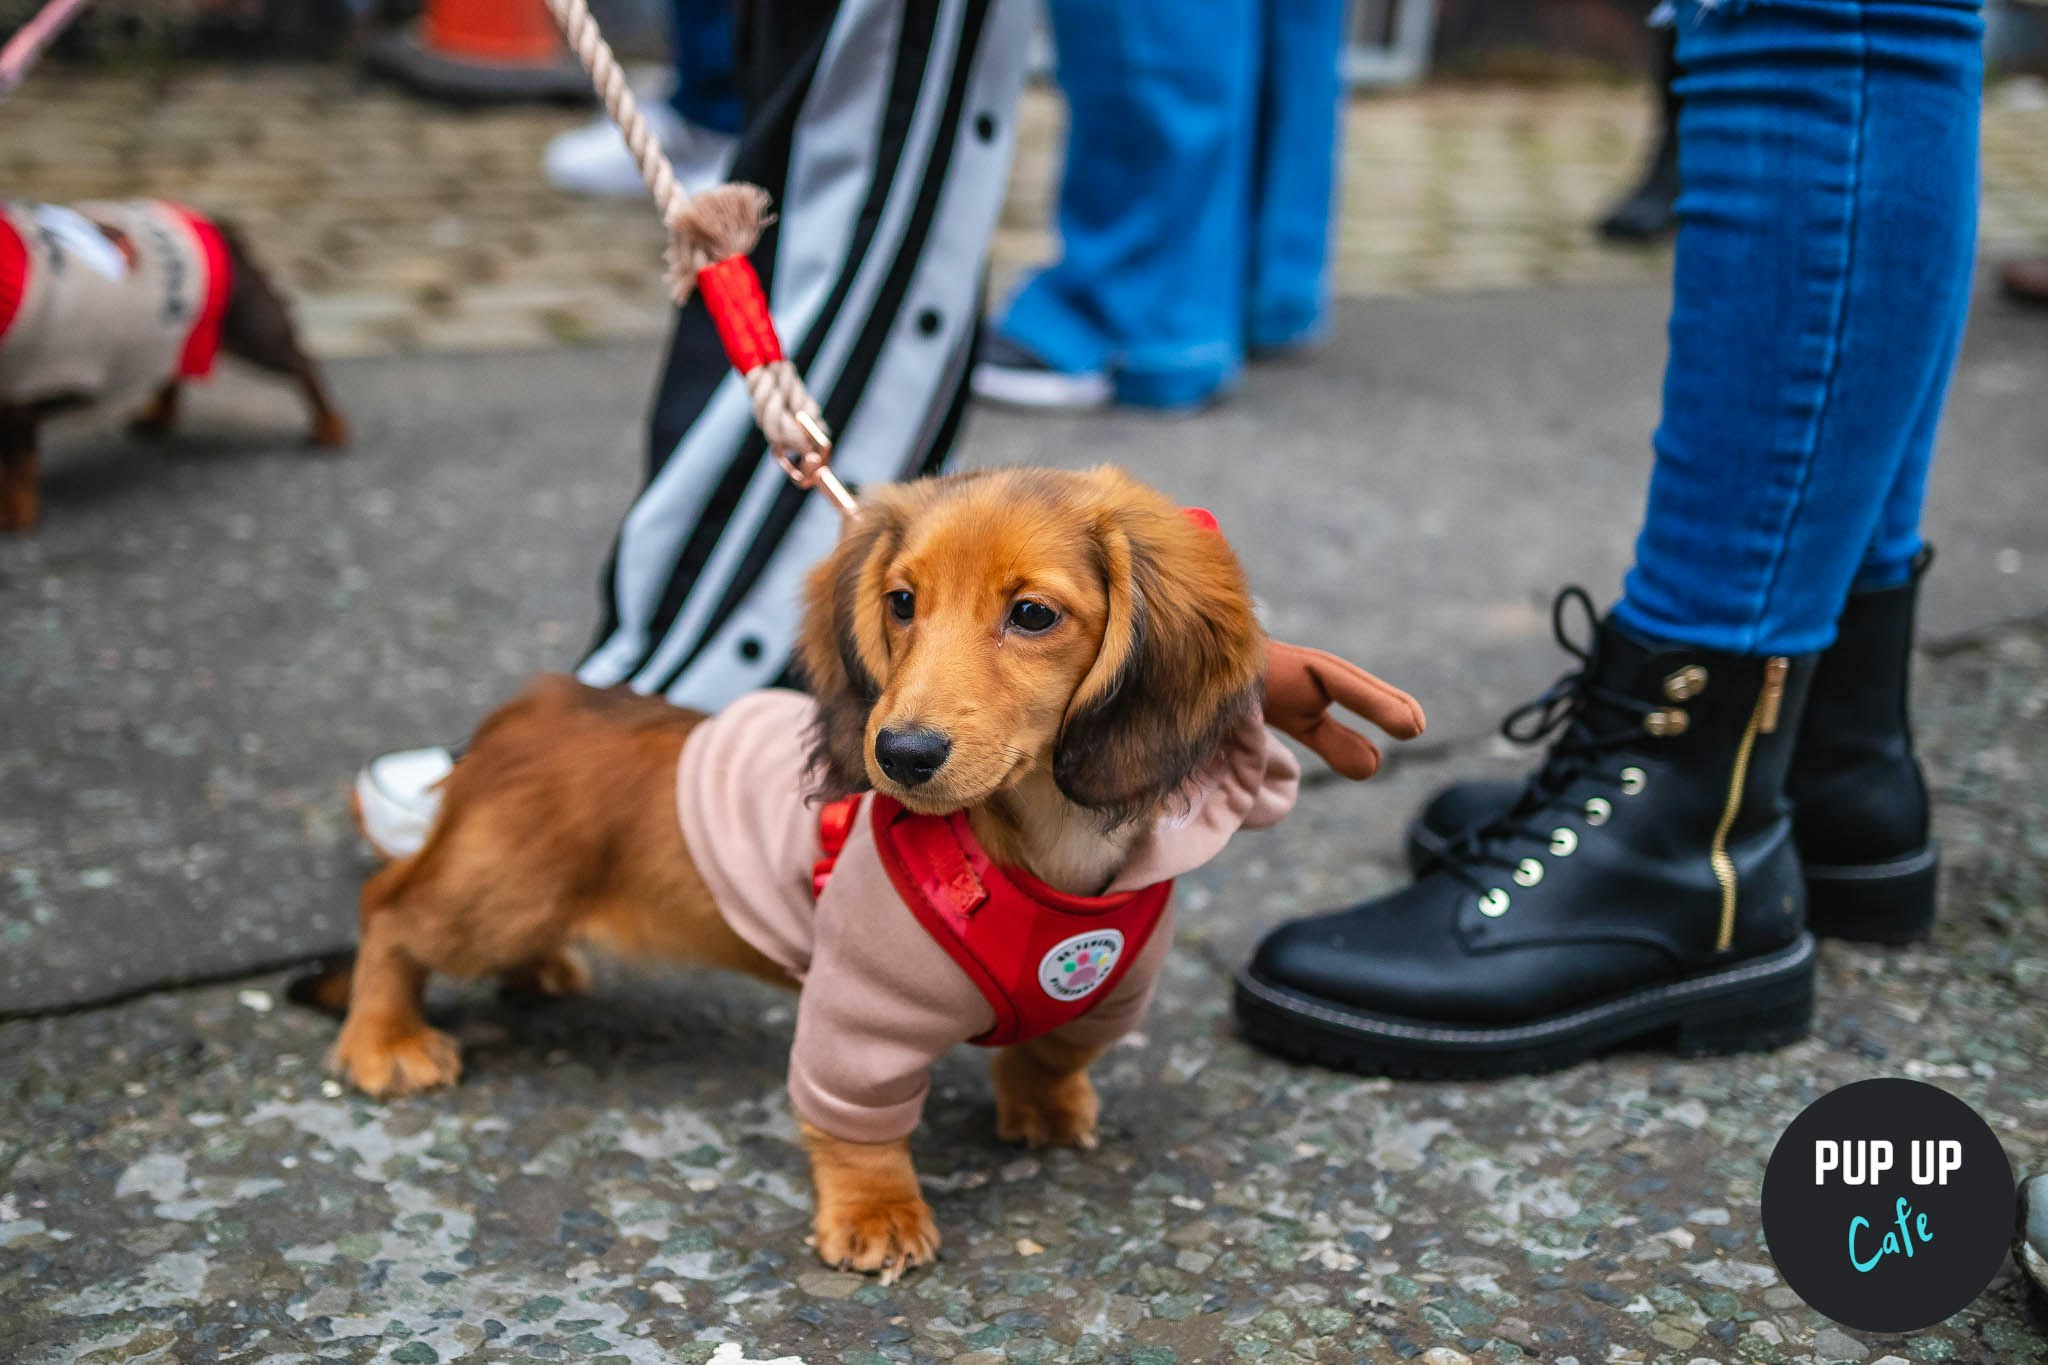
[1712,656,1790,951]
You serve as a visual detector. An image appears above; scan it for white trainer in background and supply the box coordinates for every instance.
[353,746,454,861]
[542,80,737,198]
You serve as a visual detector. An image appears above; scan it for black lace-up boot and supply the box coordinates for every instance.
[1235,590,1817,1078]
[1408,556,1936,943]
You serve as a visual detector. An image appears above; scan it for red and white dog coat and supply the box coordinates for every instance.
[0,198,231,409]
[675,689,1300,1143]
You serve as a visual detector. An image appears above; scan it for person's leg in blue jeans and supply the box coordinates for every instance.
[669,0,743,136]
[1245,0,1348,353]
[1237,0,1984,1078]
[1617,0,1980,652]
[992,0,1259,409]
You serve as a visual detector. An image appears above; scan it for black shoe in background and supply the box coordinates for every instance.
[1598,27,1682,244]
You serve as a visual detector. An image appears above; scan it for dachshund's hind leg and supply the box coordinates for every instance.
[130,382,181,438]
[214,223,349,448]
[499,946,591,1002]
[0,418,40,532]
[295,358,349,449]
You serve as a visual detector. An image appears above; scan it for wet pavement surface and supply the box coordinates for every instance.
[4,279,2048,1361]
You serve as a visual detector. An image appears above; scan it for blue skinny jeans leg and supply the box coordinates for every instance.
[1246,0,1348,352]
[667,0,743,135]
[1858,233,1973,590]
[995,0,1260,407]
[1614,0,1983,656]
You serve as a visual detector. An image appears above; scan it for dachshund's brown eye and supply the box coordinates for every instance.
[1008,600,1058,634]
[887,590,915,622]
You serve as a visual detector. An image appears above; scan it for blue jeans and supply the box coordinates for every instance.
[1615,0,1983,656]
[667,0,742,135]
[994,0,1349,408]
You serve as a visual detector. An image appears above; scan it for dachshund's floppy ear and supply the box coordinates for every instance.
[796,497,902,799]
[1054,476,1265,824]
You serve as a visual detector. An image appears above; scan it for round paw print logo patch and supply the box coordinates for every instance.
[1038,931,1124,1002]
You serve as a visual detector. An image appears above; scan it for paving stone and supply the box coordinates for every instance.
[1,69,2042,360]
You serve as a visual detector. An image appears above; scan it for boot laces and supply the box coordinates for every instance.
[1437,587,1661,894]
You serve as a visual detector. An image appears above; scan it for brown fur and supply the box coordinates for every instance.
[0,212,347,533]
[311,467,1267,1279]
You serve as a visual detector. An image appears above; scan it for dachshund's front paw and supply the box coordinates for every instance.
[813,1196,939,1283]
[994,1052,1099,1150]
[329,1021,462,1097]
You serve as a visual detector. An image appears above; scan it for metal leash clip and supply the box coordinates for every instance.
[775,411,858,516]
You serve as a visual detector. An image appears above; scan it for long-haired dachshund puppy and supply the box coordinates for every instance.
[300,466,1422,1279]
[0,197,347,531]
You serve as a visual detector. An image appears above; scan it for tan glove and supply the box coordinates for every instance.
[1263,639,1426,780]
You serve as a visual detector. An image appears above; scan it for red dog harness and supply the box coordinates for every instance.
[811,794,1172,1047]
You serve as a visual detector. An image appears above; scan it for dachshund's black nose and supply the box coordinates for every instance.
[875,727,951,786]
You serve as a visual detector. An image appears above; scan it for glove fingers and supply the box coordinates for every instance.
[1303,650,1426,739]
[1295,716,1384,780]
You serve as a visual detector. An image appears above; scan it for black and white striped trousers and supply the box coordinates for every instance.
[578,0,1029,708]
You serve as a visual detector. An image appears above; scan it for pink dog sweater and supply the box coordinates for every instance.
[676,689,1300,1143]
[0,198,230,409]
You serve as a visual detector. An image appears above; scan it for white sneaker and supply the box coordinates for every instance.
[353,746,454,861]
[543,97,738,198]
[969,334,1113,411]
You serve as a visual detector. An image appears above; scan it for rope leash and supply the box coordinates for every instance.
[0,0,91,100]
[539,0,858,517]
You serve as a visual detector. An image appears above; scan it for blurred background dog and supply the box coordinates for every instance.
[0,196,346,530]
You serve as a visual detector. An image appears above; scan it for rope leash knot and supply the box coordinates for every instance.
[539,0,857,517]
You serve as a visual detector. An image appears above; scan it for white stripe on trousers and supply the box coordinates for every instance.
[579,0,1031,709]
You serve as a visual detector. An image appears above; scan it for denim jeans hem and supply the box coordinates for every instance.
[1113,356,1241,410]
[1248,304,1330,354]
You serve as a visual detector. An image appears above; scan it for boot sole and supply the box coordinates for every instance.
[1804,844,1938,945]
[1409,819,1940,946]
[1233,934,1815,1080]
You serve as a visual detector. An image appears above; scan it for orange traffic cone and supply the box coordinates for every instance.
[366,0,591,104]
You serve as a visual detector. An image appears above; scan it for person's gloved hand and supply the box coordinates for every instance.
[1262,639,1425,780]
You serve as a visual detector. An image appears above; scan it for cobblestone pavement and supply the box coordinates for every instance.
[5,67,2046,359]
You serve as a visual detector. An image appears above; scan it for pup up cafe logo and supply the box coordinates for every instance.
[1761,1078,2013,1333]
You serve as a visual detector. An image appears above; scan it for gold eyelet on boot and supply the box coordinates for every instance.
[1479,888,1510,917]
[1550,827,1578,856]
[1620,766,1647,795]
[1644,709,1690,738]
[1585,797,1612,826]
[1663,664,1708,701]
[1513,858,1544,887]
